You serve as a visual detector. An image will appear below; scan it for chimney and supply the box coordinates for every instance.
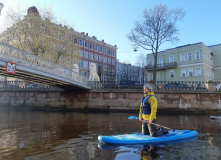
[86,33,88,36]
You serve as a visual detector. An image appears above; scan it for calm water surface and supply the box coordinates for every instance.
[0,110,220,160]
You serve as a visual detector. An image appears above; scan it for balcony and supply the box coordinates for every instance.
[145,62,177,71]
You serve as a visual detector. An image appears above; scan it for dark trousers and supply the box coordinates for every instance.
[142,119,162,137]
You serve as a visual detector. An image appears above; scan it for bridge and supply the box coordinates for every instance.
[0,43,91,90]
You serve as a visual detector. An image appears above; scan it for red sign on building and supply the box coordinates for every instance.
[6,62,16,74]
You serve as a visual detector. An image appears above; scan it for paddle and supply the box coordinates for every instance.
[128,116,175,131]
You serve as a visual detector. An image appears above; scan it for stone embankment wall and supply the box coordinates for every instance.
[0,90,221,114]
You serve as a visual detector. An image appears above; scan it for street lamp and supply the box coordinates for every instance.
[0,2,4,15]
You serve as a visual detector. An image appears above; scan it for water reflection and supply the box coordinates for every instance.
[0,110,220,159]
[98,136,198,160]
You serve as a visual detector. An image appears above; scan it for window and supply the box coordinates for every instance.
[159,59,163,67]
[195,67,201,76]
[180,54,185,62]
[159,72,164,80]
[90,43,93,49]
[104,48,107,54]
[84,51,88,58]
[94,54,98,61]
[148,60,152,66]
[104,57,107,63]
[181,69,186,77]
[100,46,103,52]
[188,53,193,60]
[99,55,103,62]
[73,38,78,44]
[80,50,83,57]
[61,33,65,39]
[195,51,200,59]
[169,55,174,62]
[84,41,88,48]
[108,49,111,55]
[84,61,88,68]
[108,58,111,64]
[112,50,115,56]
[112,59,115,65]
[188,68,193,77]
[104,65,107,71]
[170,70,174,78]
[148,73,153,80]
[108,66,111,72]
[84,71,87,77]
[79,39,83,46]
[89,53,93,59]
[54,31,58,38]
[95,45,98,51]
[79,60,83,67]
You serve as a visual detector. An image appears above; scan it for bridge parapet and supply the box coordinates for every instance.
[0,43,88,86]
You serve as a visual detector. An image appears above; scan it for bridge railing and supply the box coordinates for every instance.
[0,43,88,86]
[0,80,63,90]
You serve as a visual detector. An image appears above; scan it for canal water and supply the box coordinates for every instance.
[0,110,220,160]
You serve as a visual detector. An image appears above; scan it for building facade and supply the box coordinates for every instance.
[145,42,221,82]
[0,6,117,81]
[116,61,145,83]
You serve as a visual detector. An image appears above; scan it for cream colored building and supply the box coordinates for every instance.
[0,6,117,81]
[146,42,221,82]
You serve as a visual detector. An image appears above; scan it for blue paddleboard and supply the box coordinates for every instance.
[98,130,198,145]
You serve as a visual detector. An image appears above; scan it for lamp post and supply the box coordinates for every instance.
[0,2,4,15]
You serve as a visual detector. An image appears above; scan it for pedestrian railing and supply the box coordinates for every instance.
[0,80,63,91]
[0,43,88,86]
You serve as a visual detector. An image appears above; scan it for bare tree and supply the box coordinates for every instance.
[135,53,146,67]
[135,53,146,83]
[128,4,185,82]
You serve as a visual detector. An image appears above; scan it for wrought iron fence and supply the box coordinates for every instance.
[155,81,207,90]
[91,80,221,91]
[97,81,144,89]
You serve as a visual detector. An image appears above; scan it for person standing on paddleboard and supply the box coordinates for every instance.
[139,84,167,137]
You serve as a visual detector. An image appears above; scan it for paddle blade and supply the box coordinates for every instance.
[128,116,138,119]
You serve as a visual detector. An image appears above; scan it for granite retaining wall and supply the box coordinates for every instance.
[0,90,221,114]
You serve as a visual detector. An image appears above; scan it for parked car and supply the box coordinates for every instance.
[28,84,39,88]
[160,83,192,89]
[215,84,221,90]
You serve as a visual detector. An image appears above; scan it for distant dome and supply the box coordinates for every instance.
[27,6,40,17]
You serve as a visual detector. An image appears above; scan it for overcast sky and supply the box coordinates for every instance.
[0,0,221,65]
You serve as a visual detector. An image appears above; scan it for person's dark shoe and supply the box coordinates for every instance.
[161,127,169,134]
[163,130,169,134]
